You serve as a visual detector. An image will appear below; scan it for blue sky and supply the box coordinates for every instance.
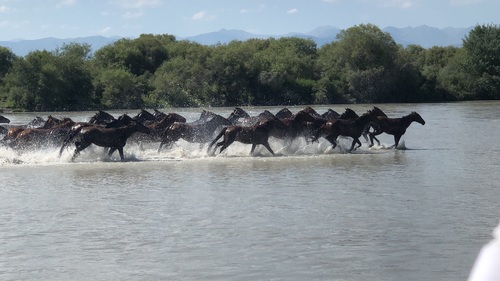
[0,0,498,41]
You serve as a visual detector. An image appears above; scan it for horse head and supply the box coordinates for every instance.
[89,110,116,124]
[293,111,317,124]
[106,114,134,128]
[275,108,294,119]
[257,110,276,122]
[321,109,340,119]
[410,112,425,125]
[339,108,359,120]
[199,110,217,122]
[0,115,10,124]
[27,116,46,128]
[233,107,250,118]
[301,106,321,118]
[133,109,155,123]
[42,115,60,128]
[372,106,388,117]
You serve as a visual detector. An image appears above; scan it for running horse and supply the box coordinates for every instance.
[369,111,425,148]
[70,121,150,161]
[208,118,286,156]
[7,116,76,149]
[311,109,380,152]
[89,110,116,125]
[158,114,233,151]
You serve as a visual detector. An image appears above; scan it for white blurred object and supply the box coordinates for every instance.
[468,222,500,281]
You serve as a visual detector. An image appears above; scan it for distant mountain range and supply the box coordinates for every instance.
[0,25,473,57]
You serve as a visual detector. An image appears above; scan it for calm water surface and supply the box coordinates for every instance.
[1,101,500,280]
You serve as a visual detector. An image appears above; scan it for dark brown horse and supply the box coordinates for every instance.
[208,118,284,156]
[132,109,156,124]
[227,107,255,126]
[4,116,77,149]
[130,112,187,144]
[282,108,359,143]
[89,110,116,125]
[158,114,233,151]
[369,111,425,148]
[40,115,74,129]
[311,110,380,152]
[59,114,136,156]
[71,121,150,161]
[321,109,341,119]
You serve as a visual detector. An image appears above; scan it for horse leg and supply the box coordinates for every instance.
[350,138,362,152]
[208,128,227,155]
[108,147,117,157]
[158,140,166,152]
[218,135,237,154]
[250,144,257,155]
[117,147,125,160]
[325,134,338,149]
[369,130,382,147]
[393,134,402,149]
[71,141,90,161]
[262,141,275,156]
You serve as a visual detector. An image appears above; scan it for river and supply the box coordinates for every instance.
[1,101,499,280]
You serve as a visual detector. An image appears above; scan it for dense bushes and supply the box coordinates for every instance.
[1,24,499,111]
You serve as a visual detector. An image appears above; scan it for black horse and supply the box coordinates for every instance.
[369,111,425,148]
[208,118,286,156]
[58,114,135,156]
[159,114,233,151]
[311,110,380,152]
[70,121,150,161]
[132,109,156,124]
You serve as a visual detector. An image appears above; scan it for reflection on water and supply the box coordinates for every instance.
[1,102,500,280]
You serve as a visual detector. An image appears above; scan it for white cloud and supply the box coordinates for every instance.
[57,0,77,8]
[0,5,10,12]
[450,0,481,5]
[122,11,143,18]
[110,0,163,9]
[287,8,298,14]
[191,10,216,21]
[59,24,79,31]
[99,26,112,34]
[323,0,341,3]
[383,0,414,9]
[240,4,267,14]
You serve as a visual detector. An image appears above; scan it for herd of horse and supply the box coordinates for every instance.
[0,106,425,161]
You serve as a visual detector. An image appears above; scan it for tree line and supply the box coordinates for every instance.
[0,23,499,112]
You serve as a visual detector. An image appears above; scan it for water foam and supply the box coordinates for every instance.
[0,136,392,167]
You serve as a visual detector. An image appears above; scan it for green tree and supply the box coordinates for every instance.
[54,43,95,110]
[3,50,62,111]
[151,41,211,107]
[318,24,400,103]
[257,37,318,105]
[462,24,500,99]
[94,67,144,109]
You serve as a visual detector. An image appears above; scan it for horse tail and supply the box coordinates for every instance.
[208,127,227,155]
[58,126,83,157]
